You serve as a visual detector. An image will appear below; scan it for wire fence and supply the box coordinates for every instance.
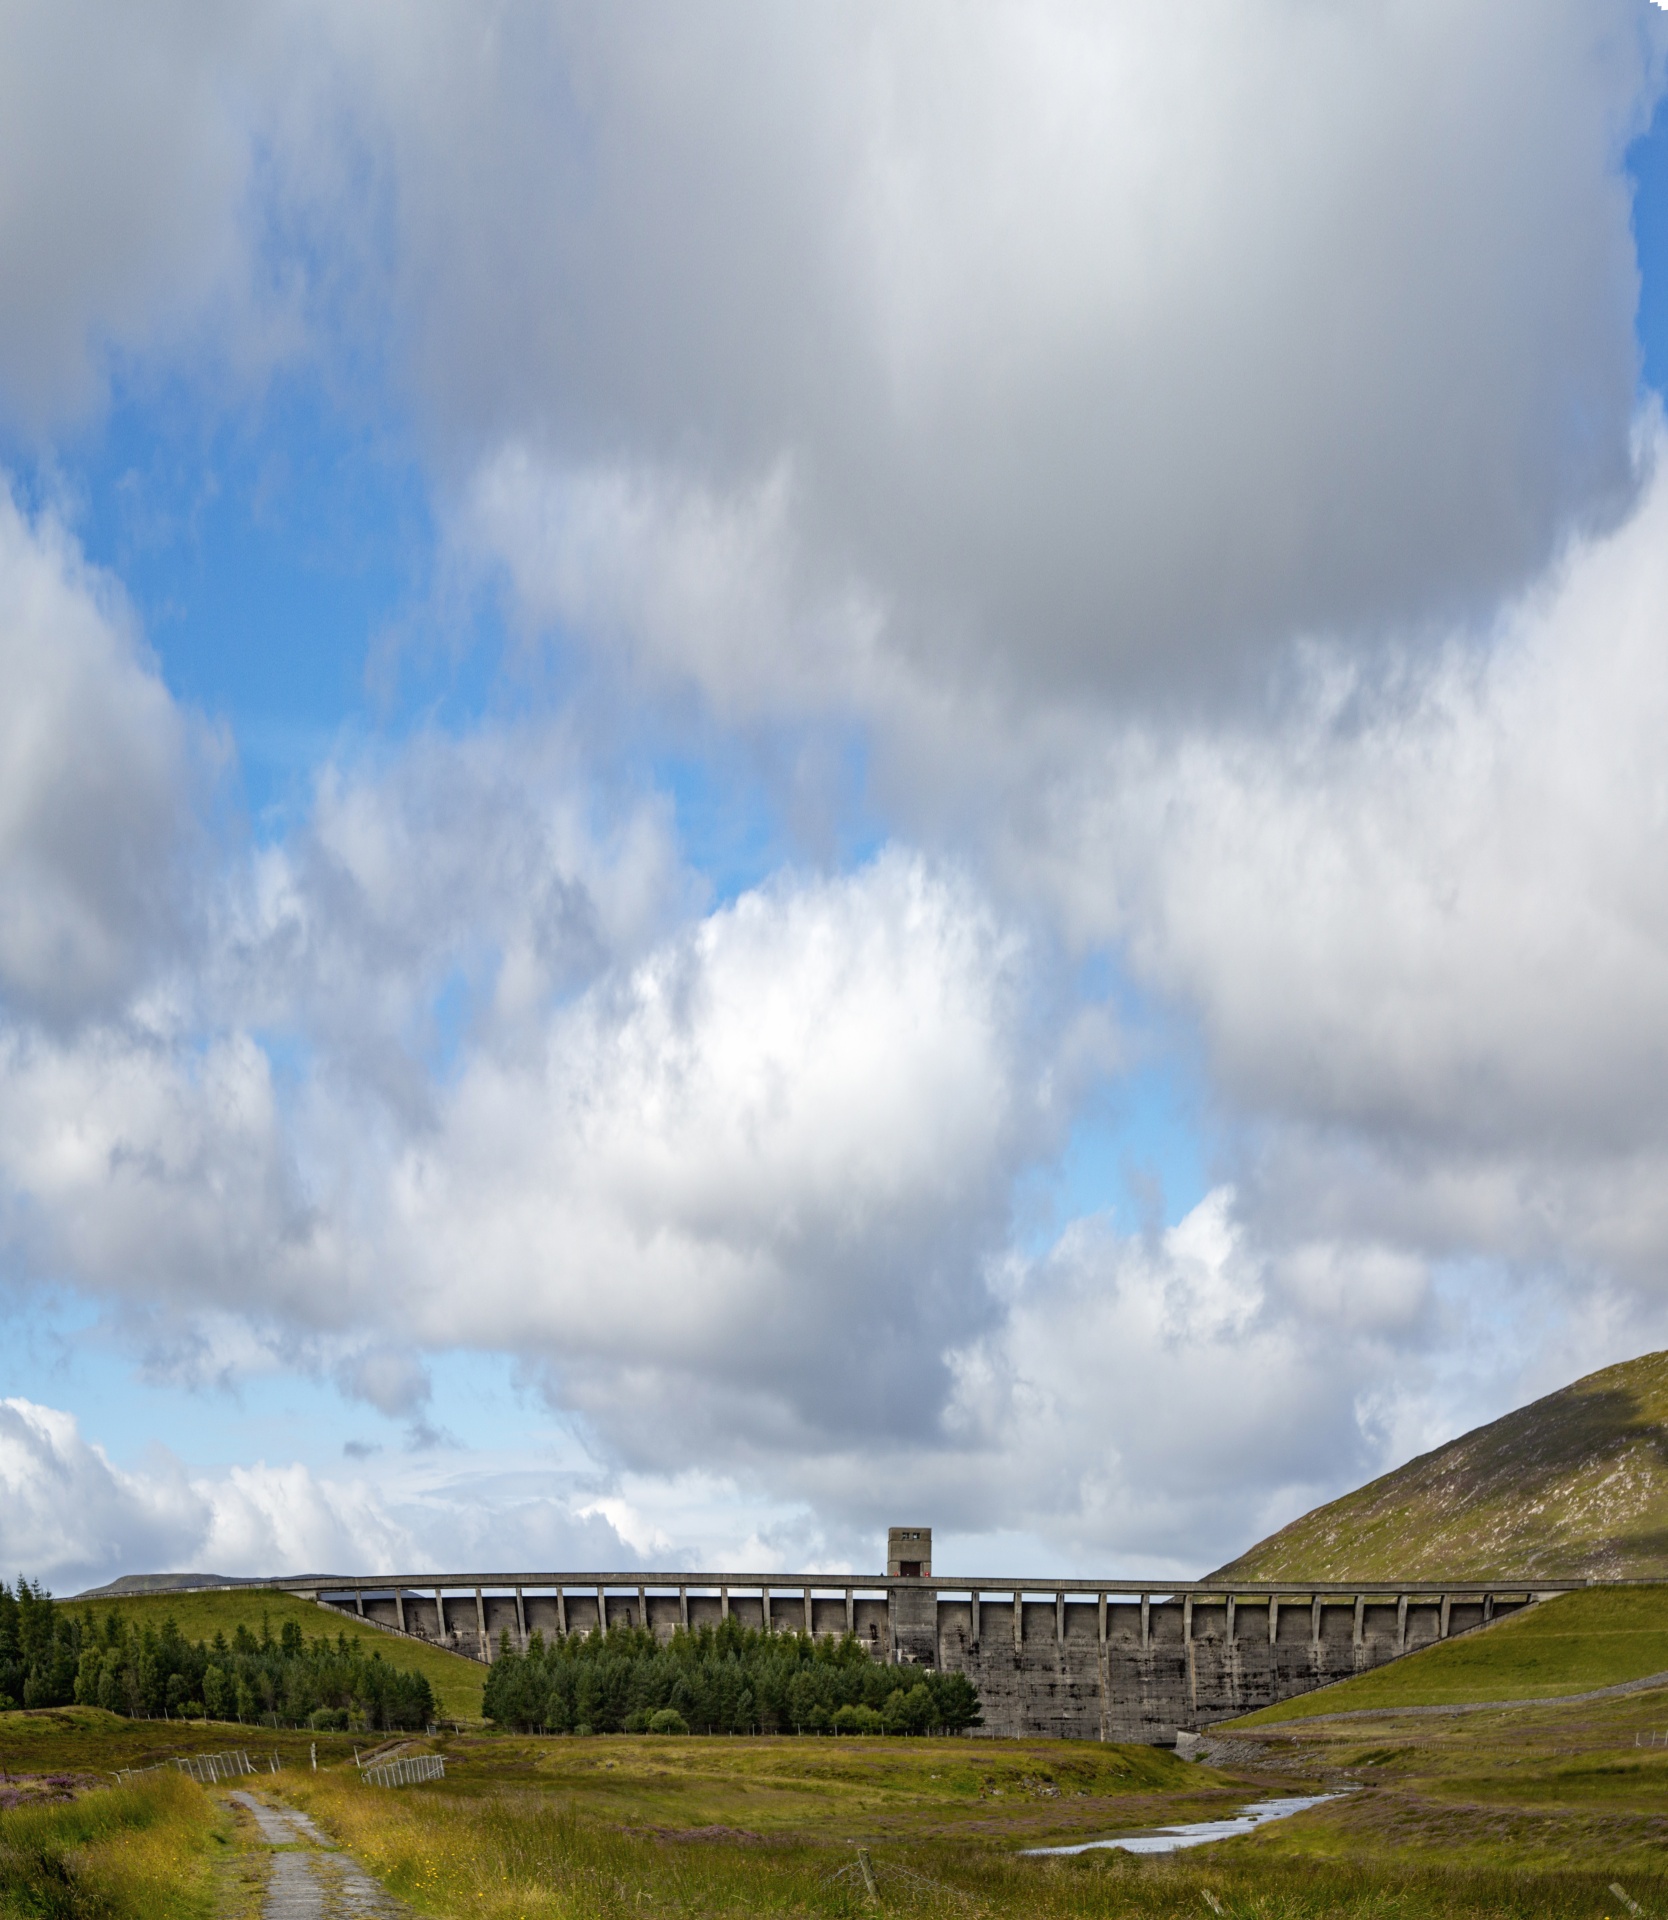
[363,1752,446,1789]
[115,1750,268,1787]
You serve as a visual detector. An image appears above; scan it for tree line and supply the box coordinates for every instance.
[0,1579,434,1731]
[482,1616,984,1735]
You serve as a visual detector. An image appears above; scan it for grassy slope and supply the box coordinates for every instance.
[0,1702,366,1775]
[65,1586,485,1722]
[0,1769,229,1919]
[1212,1347,1668,1582]
[1233,1585,1668,1723]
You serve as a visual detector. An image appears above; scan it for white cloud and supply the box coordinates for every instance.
[384,851,1037,1450]
[955,420,1668,1448]
[922,1194,1382,1572]
[0,485,198,1025]
[0,839,1049,1466]
[0,1396,648,1592]
[0,1398,203,1588]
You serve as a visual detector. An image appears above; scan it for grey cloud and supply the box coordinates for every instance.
[0,1,276,423]
[391,0,1662,703]
[1,2,1651,701]
[336,1347,430,1420]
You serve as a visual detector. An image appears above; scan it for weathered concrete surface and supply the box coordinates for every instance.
[933,1594,1531,1742]
[175,1565,1584,1745]
[230,1790,409,1918]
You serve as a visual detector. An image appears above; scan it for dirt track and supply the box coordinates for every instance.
[229,1790,409,1918]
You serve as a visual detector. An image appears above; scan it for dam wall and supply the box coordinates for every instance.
[261,1569,1581,1743]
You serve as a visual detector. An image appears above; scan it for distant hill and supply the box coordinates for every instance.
[1211,1350,1668,1583]
[73,1573,249,1598]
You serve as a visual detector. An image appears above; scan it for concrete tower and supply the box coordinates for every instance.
[887,1526,932,1578]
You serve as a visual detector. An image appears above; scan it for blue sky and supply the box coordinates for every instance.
[2,1,1668,1590]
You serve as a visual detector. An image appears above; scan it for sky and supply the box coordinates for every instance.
[3,0,1668,1593]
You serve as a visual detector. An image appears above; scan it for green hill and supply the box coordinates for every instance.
[61,1584,485,1724]
[1234,1584,1668,1723]
[1213,1349,1668,1583]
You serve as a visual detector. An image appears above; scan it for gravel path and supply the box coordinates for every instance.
[229,1790,411,1918]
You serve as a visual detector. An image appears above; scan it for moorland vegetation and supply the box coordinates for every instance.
[482,1616,984,1735]
[1215,1347,1668,1582]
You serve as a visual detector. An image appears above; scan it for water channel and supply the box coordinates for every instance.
[1022,1794,1337,1856]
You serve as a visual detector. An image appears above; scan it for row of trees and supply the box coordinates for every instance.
[0,1580,434,1731]
[0,1581,79,1711]
[482,1617,983,1736]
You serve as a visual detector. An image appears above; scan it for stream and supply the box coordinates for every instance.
[1021,1794,1338,1856]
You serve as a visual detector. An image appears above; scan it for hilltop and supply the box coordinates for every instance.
[1212,1349,1668,1583]
[60,1583,486,1723]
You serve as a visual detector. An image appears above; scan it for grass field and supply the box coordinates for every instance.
[10,1690,1668,1917]
[1235,1585,1668,1723]
[13,1608,1668,1917]
[0,1702,371,1774]
[234,1695,1668,1918]
[0,1768,231,1919]
[68,1585,487,1722]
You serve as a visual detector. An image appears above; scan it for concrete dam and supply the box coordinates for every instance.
[233,1528,1584,1744]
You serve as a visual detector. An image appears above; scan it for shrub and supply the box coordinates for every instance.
[832,1704,885,1734]
[648,1708,690,1734]
[483,1619,983,1736]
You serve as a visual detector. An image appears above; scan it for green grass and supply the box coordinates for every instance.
[271,1708,1668,1918]
[17,1701,1668,1917]
[66,1585,485,1723]
[1234,1584,1668,1723]
[0,1769,227,1918]
[0,1702,371,1775]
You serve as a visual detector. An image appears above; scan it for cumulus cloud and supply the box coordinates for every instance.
[0,1396,647,1591]
[382,851,1039,1453]
[1003,426,1668,1336]
[0,486,199,1026]
[223,722,691,1122]
[0,849,1047,1459]
[0,1398,203,1588]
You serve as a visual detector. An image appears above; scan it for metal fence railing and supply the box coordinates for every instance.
[175,1750,257,1784]
[363,1752,446,1789]
[116,1750,265,1787]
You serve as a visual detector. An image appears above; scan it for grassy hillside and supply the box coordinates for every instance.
[63,1585,485,1724]
[1213,1348,1668,1581]
[1234,1584,1668,1724]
